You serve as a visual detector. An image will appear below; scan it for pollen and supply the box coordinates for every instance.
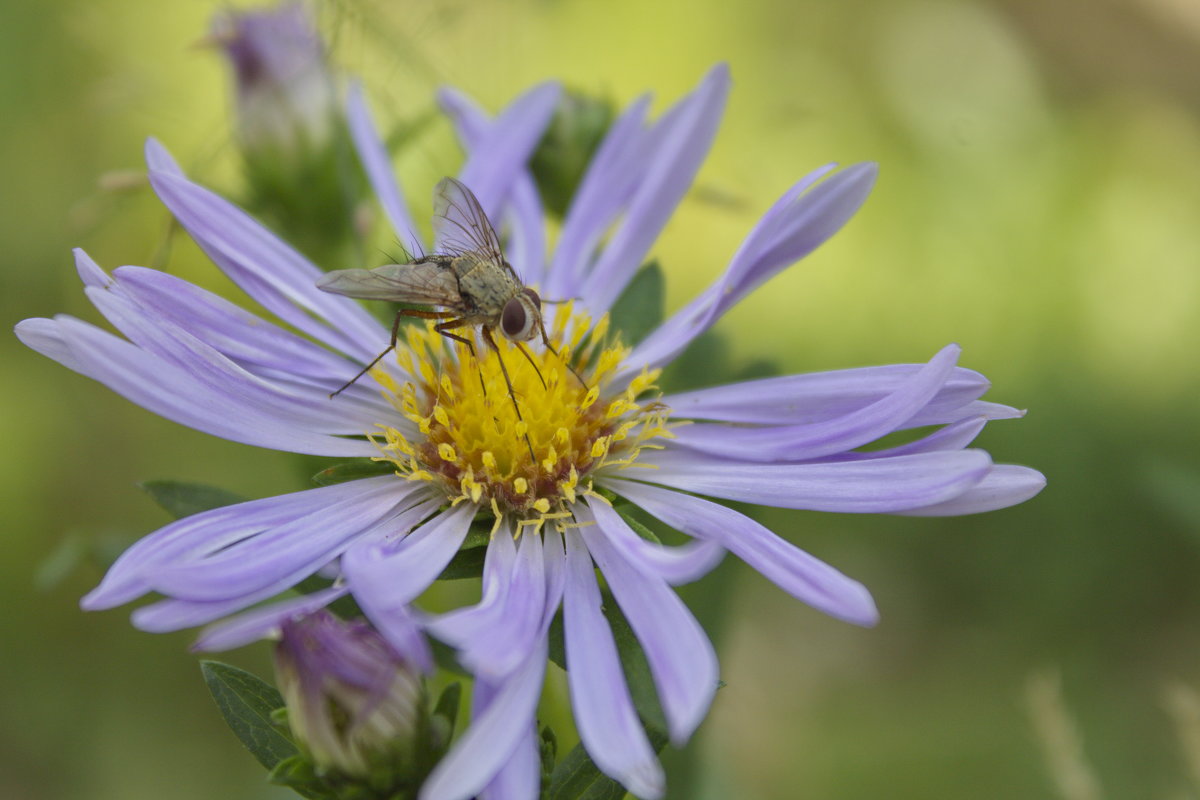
[371,305,670,516]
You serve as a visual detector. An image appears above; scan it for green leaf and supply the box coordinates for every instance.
[141,481,246,520]
[548,728,668,800]
[438,545,487,580]
[311,460,396,486]
[268,755,335,800]
[432,682,462,743]
[614,505,661,545]
[200,660,298,770]
[540,724,559,788]
[34,534,88,591]
[605,597,668,735]
[607,261,665,347]
[430,639,470,677]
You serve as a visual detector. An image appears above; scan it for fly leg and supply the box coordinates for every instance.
[538,320,588,390]
[330,308,455,398]
[433,318,488,401]
[481,326,537,462]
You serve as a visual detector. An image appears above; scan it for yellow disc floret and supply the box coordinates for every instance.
[371,305,672,516]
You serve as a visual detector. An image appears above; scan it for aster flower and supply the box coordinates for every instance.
[15,63,1044,800]
[273,610,425,782]
[211,2,336,158]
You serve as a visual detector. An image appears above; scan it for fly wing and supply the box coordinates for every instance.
[316,262,461,306]
[431,177,504,263]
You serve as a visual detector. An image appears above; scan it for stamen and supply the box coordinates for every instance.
[370,307,672,517]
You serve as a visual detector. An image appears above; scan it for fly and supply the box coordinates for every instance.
[316,177,581,458]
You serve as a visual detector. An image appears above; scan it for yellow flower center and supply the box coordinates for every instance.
[370,305,670,517]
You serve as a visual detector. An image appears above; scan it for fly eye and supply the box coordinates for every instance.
[501,297,531,341]
[522,287,541,308]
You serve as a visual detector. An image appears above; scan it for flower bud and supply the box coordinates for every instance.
[531,89,615,218]
[274,611,423,780]
[211,3,336,158]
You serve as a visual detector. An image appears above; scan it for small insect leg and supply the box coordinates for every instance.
[434,318,488,400]
[538,320,588,390]
[330,308,455,398]
[514,341,548,390]
[482,326,537,462]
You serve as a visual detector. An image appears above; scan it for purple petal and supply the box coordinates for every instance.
[588,497,724,585]
[563,534,665,799]
[346,503,475,641]
[418,644,549,800]
[579,64,730,315]
[109,264,387,411]
[896,464,1046,516]
[631,448,993,513]
[133,595,266,632]
[453,532,548,680]
[582,501,719,745]
[144,137,184,175]
[132,495,434,632]
[20,315,375,458]
[624,161,877,377]
[82,286,389,436]
[13,318,81,372]
[669,344,962,462]
[661,359,993,426]
[425,526,518,647]
[145,143,387,361]
[83,477,406,610]
[480,716,539,800]
[439,87,546,285]
[822,416,989,461]
[346,82,423,256]
[905,399,1025,427]
[544,93,652,299]
[603,479,878,626]
[146,480,414,601]
[456,82,561,223]
[73,247,109,287]
[191,585,348,651]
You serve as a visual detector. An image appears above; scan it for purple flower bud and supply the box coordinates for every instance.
[274,611,423,778]
[211,3,336,156]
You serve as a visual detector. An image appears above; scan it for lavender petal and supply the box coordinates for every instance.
[453,532,547,680]
[631,448,993,513]
[147,479,411,601]
[346,503,475,637]
[580,64,730,316]
[439,87,546,285]
[603,479,878,626]
[661,360,993,426]
[624,161,877,377]
[191,585,349,651]
[145,141,386,361]
[82,476,400,610]
[346,82,423,256]
[582,501,719,745]
[455,82,561,223]
[588,498,724,585]
[83,286,388,436]
[426,526,517,648]
[670,344,962,462]
[417,645,549,800]
[563,534,665,799]
[545,94,653,299]
[896,464,1046,516]
[20,315,375,458]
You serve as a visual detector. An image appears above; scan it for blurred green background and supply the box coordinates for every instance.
[4,0,1200,797]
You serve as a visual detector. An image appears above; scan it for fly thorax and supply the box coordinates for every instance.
[452,254,520,311]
